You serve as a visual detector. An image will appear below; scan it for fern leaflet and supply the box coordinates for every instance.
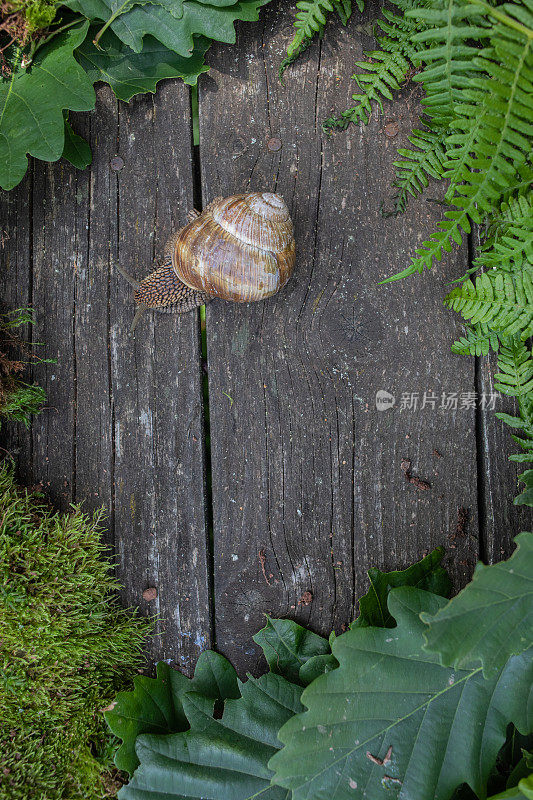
[391,124,448,213]
[280,0,359,81]
[475,191,533,274]
[494,337,533,400]
[408,0,492,126]
[494,338,533,491]
[384,0,533,282]
[445,269,533,340]
[515,469,533,505]
[451,323,501,355]
[323,4,421,130]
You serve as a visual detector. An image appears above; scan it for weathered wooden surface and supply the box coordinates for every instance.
[0,0,528,675]
[200,4,479,673]
[1,82,211,669]
[472,230,532,562]
[0,172,32,483]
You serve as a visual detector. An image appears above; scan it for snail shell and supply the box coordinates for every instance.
[170,193,295,303]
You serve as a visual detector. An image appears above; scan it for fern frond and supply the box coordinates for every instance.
[333,0,354,24]
[445,269,533,340]
[494,337,533,482]
[443,107,489,204]
[392,124,448,213]
[493,337,533,398]
[386,2,533,282]
[476,191,533,274]
[280,0,358,80]
[515,469,533,505]
[323,52,412,129]
[323,5,420,130]
[291,0,336,48]
[408,0,491,126]
[451,323,501,355]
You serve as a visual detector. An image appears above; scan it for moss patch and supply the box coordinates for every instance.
[0,308,46,429]
[0,466,151,799]
[0,0,58,49]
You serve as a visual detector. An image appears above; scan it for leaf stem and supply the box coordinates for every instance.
[468,0,533,40]
[93,0,132,48]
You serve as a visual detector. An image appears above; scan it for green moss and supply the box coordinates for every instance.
[1,0,59,41]
[0,466,151,799]
[0,308,47,429]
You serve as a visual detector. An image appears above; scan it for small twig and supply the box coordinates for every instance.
[258,549,271,586]
[401,458,431,491]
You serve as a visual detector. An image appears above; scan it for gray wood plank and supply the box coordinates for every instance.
[0,172,33,484]
[111,82,211,666]
[31,146,89,510]
[73,92,117,528]
[478,358,532,561]
[199,1,480,674]
[1,83,211,670]
[473,236,532,560]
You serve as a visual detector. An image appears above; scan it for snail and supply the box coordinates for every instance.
[117,192,296,331]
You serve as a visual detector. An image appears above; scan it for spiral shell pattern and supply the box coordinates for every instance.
[171,193,295,303]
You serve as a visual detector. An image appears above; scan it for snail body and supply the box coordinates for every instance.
[118,192,295,331]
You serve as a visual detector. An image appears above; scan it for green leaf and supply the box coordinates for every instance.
[476,192,533,276]
[62,118,92,169]
[254,551,450,687]
[492,338,533,480]
[298,545,451,679]
[253,616,330,685]
[422,532,533,676]
[298,652,338,684]
[323,1,423,132]
[515,471,533,507]
[487,781,531,800]
[408,0,490,127]
[76,28,210,99]
[451,323,501,356]
[106,651,239,775]
[352,545,452,628]
[520,775,533,800]
[118,673,302,800]
[508,747,533,791]
[67,0,272,56]
[0,22,95,190]
[494,337,533,393]
[270,587,532,800]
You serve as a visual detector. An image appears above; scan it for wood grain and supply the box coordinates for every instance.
[478,357,532,561]
[472,234,532,561]
[0,84,212,670]
[199,1,479,674]
[111,82,211,666]
[0,171,33,484]
[31,142,90,510]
